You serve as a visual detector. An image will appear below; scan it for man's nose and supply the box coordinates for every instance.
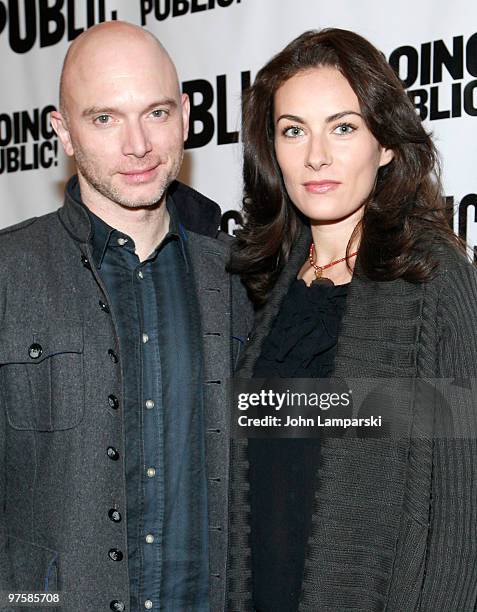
[304,134,332,171]
[122,119,153,158]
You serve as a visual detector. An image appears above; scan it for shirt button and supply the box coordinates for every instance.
[142,333,149,344]
[137,270,144,279]
[99,300,110,314]
[110,601,125,612]
[28,343,43,359]
[146,467,156,478]
[145,534,154,544]
[107,447,120,461]
[144,601,153,610]
[81,254,91,270]
[108,349,119,363]
[108,508,122,522]
[145,399,155,410]
[108,548,123,562]
[108,394,119,410]
[117,237,128,246]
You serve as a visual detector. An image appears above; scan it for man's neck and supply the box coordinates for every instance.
[80,184,170,262]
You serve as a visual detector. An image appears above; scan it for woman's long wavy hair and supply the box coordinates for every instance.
[228,28,461,307]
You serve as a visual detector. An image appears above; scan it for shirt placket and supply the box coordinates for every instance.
[136,262,164,611]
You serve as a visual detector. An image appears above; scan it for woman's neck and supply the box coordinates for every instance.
[298,210,362,286]
[309,211,362,265]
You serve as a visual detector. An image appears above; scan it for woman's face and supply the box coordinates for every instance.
[273,66,393,225]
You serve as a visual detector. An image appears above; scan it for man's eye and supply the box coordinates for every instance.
[282,126,304,138]
[151,109,167,118]
[95,115,111,124]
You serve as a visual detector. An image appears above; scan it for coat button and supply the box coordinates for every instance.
[108,548,123,562]
[108,508,122,522]
[28,343,43,359]
[99,300,110,314]
[107,447,119,461]
[81,254,91,270]
[110,601,125,612]
[108,395,119,410]
[108,349,119,363]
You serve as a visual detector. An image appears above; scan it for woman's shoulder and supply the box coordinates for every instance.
[429,239,477,290]
[428,241,477,344]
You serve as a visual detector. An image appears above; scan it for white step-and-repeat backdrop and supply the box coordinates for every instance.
[1,0,476,252]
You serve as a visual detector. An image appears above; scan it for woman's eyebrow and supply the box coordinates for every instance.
[275,110,362,125]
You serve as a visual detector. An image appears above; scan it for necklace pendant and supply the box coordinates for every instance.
[314,267,323,279]
[311,276,335,287]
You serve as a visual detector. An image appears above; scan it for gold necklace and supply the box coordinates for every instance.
[308,242,358,280]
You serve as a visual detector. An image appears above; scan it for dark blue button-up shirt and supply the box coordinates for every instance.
[87,199,209,611]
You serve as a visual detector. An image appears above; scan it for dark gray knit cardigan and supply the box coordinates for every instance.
[226,224,477,612]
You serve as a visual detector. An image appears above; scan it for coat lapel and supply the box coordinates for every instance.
[186,231,232,611]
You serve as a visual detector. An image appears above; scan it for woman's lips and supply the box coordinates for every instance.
[303,180,341,194]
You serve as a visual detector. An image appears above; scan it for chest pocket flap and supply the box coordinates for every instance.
[0,324,84,431]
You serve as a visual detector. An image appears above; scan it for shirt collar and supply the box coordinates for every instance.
[87,197,187,269]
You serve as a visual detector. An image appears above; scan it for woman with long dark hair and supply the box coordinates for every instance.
[227,28,477,611]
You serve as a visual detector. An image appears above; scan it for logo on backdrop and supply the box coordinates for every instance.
[0,106,57,174]
[0,0,243,51]
[184,71,251,149]
[0,0,118,53]
[389,33,477,120]
[140,0,242,25]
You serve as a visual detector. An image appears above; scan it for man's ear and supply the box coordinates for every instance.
[50,110,74,157]
[181,93,190,143]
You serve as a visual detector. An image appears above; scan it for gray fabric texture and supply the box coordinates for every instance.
[0,180,252,612]
[227,222,477,612]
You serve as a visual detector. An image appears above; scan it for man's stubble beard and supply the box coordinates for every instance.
[74,145,184,209]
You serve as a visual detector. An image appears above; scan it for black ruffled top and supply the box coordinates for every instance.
[249,278,349,612]
[254,278,348,378]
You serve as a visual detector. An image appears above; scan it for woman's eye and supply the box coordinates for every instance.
[334,123,355,135]
[283,126,304,137]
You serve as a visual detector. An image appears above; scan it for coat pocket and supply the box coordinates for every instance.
[3,533,59,592]
[0,323,84,431]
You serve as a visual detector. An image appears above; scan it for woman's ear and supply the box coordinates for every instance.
[378,147,394,168]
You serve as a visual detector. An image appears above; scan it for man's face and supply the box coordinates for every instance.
[53,35,189,210]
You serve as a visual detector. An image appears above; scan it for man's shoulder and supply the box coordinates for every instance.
[0,212,58,243]
[0,216,39,238]
[0,211,63,257]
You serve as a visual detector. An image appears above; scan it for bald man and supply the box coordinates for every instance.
[0,21,250,612]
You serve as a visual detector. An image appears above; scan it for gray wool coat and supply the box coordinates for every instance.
[227,223,477,611]
[0,179,252,612]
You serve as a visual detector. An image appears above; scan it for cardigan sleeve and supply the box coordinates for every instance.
[418,256,477,611]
